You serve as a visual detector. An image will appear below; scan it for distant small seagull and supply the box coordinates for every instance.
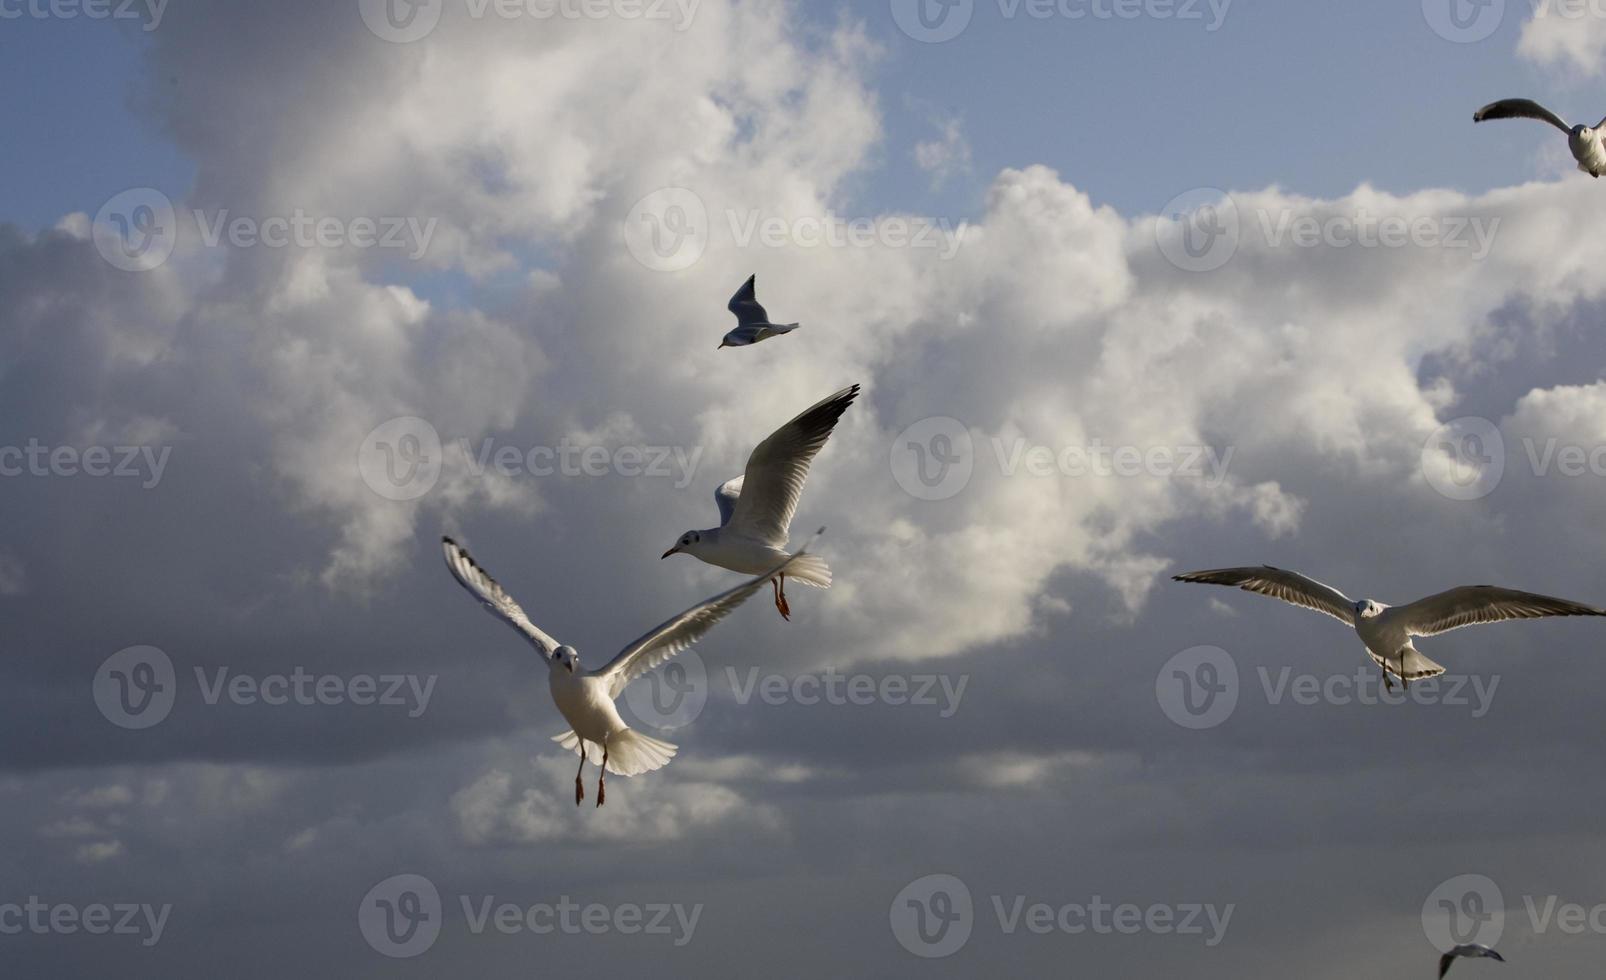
[1439,943,1505,978]
[443,532,822,807]
[1173,566,1606,689]
[1474,98,1606,178]
[663,384,858,620]
[718,275,801,349]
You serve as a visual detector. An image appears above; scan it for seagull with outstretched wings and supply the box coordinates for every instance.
[444,531,822,806]
[1475,98,1606,178]
[1174,565,1605,689]
[718,274,801,349]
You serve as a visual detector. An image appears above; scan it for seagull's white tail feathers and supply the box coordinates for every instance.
[775,322,801,334]
[1367,646,1447,682]
[783,553,831,588]
[551,729,678,776]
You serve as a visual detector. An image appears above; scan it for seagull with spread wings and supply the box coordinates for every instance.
[1438,943,1505,978]
[718,274,801,349]
[443,532,822,807]
[662,384,859,620]
[1474,98,1606,178]
[1174,566,1605,689]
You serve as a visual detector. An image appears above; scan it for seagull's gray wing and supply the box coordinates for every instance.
[1397,586,1605,638]
[726,384,860,547]
[1474,99,1572,133]
[728,274,771,328]
[441,537,560,660]
[1173,566,1357,626]
[715,475,743,526]
[595,531,824,698]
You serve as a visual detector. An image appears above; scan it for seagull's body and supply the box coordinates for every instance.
[718,274,800,349]
[663,384,859,619]
[1174,566,1605,688]
[1474,98,1606,178]
[1439,943,1505,978]
[443,533,821,806]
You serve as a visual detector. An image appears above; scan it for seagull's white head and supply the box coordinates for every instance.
[1354,600,1385,619]
[553,645,580,674]
[661,530,703,560]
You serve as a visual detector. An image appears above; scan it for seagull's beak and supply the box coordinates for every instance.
[717,341,728,349]
[661,546,679,559]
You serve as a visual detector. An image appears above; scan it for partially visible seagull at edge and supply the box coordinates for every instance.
[662,384,859,620]
[1173,566,1606,689]
[718,274,801,349]
[443,532,824,807]
[1438,943,1506,978]
[1474,98,1606,178]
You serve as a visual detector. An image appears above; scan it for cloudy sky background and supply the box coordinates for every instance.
[6,0,1606,975]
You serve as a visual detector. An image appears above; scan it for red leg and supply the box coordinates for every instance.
[596,746,608,808]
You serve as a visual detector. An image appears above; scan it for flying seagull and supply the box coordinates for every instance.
[1439,943,1505,978]
[1474,98,1606,178]
[662,384,858,620]
[443,532,822,807]
[1173,566,1605,689]
[718,275,801,349]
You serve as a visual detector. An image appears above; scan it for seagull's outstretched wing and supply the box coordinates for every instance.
[1173,566,1357,626]
[728,275,770,328]
[1474,99,1571,133]
[1439,944,1505,979]
[441,537,560,660]
[725,384,860,547]
[595,530,824,698]
[1398,586,1605,638]
[715,476,743,526]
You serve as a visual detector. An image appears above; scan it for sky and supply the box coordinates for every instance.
[5,0,1606,976]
